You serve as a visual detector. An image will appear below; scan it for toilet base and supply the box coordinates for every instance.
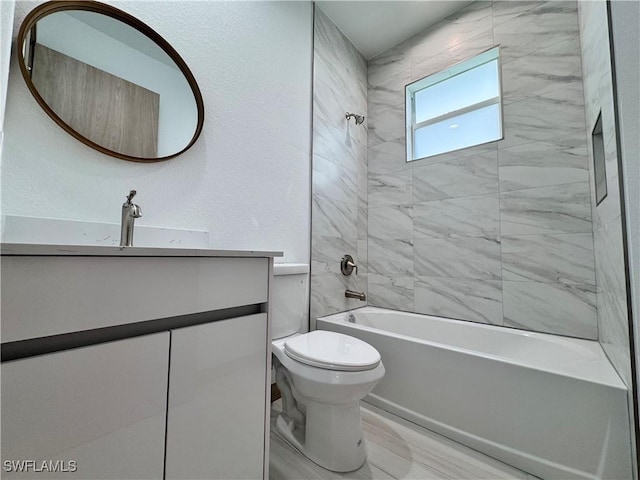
[276,400,367,473]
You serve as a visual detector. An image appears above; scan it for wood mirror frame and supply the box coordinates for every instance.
[17,1,205,163]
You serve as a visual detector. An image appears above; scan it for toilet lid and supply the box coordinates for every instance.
[284,330,381,371]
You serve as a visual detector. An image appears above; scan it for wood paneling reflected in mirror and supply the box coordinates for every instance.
[17,1,204,162]
[32,43,161,158]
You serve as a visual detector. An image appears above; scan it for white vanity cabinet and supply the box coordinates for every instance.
[1,333,170,480]
[1,245,278,480]
[165,313,268,479]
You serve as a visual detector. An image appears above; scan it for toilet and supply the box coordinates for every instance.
[271,263,385,472]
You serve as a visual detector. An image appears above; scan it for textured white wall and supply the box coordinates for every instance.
[2,1,313,263]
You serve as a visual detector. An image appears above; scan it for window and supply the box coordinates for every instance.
[406,47,502,161]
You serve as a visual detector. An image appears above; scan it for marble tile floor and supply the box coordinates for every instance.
[269,400,540,480]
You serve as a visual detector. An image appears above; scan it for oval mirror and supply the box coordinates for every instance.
[17,1,204,162]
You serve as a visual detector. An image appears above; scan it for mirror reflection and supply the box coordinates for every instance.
[19,4,203,161]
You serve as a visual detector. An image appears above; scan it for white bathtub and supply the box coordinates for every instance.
[317,307,632,480]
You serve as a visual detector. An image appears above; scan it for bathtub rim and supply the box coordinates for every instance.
[317,306,627,391]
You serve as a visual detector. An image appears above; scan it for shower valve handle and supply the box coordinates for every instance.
[341,255,358,276]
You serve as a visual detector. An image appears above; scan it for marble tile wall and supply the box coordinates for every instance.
[578,1,631,386]
[311,8,368,325]
[367,1,599,339]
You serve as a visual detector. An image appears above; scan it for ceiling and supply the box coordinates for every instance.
[315,1,473,59]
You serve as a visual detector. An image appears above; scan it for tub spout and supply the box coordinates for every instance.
[345,289,366,301]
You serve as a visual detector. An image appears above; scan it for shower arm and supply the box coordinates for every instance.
[345,112,365,125]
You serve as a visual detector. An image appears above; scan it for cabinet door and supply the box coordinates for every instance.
[166,314,268,480]
[1,333,169,479]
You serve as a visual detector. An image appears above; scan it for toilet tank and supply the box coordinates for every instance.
[272,263,309,340]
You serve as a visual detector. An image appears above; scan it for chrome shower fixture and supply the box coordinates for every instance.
[345,112,365,125]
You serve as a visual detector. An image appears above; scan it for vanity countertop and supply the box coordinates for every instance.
[0,243,283,258]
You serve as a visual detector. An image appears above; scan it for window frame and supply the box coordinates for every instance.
[405,46,504,162]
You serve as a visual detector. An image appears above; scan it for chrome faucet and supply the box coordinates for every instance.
[120,190,142,247]
[345,289,366,301]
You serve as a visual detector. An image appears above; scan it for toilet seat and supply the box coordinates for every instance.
[284,330,381,371]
